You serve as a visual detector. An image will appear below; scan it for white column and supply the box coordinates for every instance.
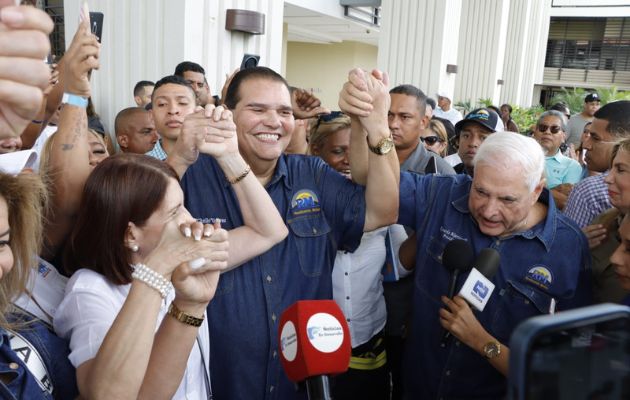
[377,0,463,99]
[500,0,552,106]
[454,0,511,106]
[64,0,285,134]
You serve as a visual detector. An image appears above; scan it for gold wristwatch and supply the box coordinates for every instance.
[367,135,394,155]
[168,302,204,327]
[483,341,501,359]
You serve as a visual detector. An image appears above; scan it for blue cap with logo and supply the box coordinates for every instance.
[455,108,499,134]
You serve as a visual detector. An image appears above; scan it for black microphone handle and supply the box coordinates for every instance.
[447,269,460,299]
[305,375,333,400]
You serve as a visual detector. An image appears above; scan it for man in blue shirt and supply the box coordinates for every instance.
[533,110,582,189]
[170,67,399,400]
[340,72,592,399]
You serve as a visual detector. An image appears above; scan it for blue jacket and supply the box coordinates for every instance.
[0,313,77,400]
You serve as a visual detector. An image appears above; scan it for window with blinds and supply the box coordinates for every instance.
[545,17,630,71]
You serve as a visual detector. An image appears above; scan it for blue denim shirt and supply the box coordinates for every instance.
[398,172,592,400]
[0,315,77,400]
[182,154,366,400]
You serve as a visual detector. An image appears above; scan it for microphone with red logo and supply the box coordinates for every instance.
[278,300,351,400]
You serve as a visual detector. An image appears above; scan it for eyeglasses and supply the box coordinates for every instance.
[537,124,562,134]
[420,136,443,145]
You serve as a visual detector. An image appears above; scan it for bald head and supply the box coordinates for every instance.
[115,107,158,154]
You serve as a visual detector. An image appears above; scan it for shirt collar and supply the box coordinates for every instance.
[547,150,564,162]
[452,188,555,251]
[266,154,291,190]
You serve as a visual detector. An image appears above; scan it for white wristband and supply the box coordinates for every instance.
[131,263,173,299]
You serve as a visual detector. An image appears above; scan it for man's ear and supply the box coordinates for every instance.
[134,96,142,106]
[420,114,430,131]
[117,134,128,149]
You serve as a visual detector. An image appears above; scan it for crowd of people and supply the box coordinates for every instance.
[1,2,629,400]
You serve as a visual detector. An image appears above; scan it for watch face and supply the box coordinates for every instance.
[381,138,394,153]
[485,342,500,358]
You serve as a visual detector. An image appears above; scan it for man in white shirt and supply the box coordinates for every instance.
[434,90,463,126]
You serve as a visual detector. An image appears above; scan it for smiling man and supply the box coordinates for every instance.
[173,67,399,400]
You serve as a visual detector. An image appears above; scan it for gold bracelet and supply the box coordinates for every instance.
[227,164,251,185]
[167,302,204,327]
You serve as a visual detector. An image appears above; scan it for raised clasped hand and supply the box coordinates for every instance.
[0,3,54,140]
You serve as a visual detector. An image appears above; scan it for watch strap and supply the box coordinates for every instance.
[167,302,204,327]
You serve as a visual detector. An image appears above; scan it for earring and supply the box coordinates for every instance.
[131,244,139,252]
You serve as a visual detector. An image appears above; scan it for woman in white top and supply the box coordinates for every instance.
[54,148,287,398]
[309,112,407,400]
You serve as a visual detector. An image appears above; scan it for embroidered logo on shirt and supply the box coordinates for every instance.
[525,266,553,289]
[197,217,227,225]
[38,262,51,278]
[440,226,466,242]
[291,190,321,216]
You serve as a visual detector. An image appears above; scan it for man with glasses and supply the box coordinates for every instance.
[533,110,582,189]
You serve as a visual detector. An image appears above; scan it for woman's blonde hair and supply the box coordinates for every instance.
[308,112,352,155]
[0,173,47,329]
[427,119,449,157]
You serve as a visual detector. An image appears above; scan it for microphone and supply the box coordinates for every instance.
[442,239,474,299]
[278,300,351,400]
[458,248,501,311]
[441,240,474,346]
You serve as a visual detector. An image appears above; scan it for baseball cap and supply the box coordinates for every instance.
[585,93,600,103]
[455,108,499,133]
[436,90,452,101]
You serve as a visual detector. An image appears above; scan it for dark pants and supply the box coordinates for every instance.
[332,330,390,400]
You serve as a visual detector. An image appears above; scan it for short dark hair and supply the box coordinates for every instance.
[594,100,630,139]
[224,67,290,110]
[115,107,148,136]
[549,102,571,117]
[152,75,195,100]
[64,154,179,284]
[133,80,154,97]
[389,84,427,116]
[174,61,205,77]
[426,97,436,111]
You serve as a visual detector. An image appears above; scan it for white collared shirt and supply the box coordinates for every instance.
[54,269,210,400]
[332,226,407,348]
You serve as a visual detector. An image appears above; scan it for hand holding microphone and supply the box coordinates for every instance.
[441,246,500,345]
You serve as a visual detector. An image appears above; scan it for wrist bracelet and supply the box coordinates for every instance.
[31,120,44,124]
[61,92,88,108]
[227,164,251,185]
[167,302,205,327]
[131,263,173,299]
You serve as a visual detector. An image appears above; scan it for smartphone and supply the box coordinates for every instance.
[89,12,104,43]
[240,54,260,70]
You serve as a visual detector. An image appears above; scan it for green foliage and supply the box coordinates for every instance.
[550,86,630,114]
[511,104,544,134]
[477,98,494,108]
[454,99,473,115]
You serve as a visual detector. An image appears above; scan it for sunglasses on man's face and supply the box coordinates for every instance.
[420,136,443,146]
[537,124,562,134]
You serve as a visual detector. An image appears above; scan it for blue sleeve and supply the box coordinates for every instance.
[313,158,366,253]
[559,231,593,310]
[398,171,435,229]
